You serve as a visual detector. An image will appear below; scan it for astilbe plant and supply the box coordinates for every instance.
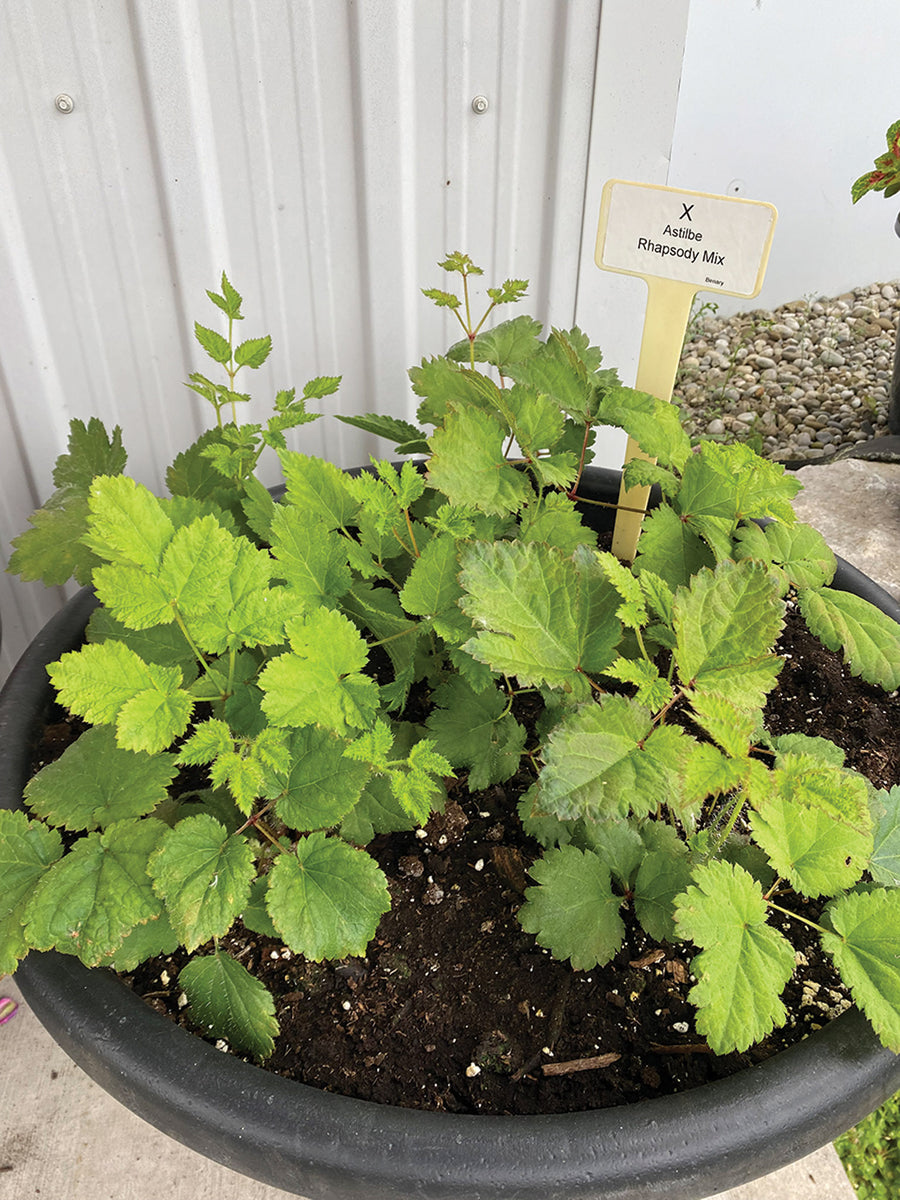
[4,259,900,1065]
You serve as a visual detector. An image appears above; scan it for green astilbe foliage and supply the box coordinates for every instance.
[5,258,900,1069]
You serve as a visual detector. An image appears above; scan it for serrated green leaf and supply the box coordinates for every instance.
[421,287,461,309]
[751,793,870,899]
[166,429,234,501]
[821,889,900,1051]
[280,451,359,530]
[459,540,621,696]
[0,811,64,973]
[674,560,784,704]
[519,845,624,971]
[536,696,689,821]
[425,676,526,790]
[604,658,674,711]
[48,641,186,733]
[734,521,836,592]
[595,549,649,630]
[234,335,272,368]
[180,949,279,1060]
[276,726,370,831]
[91,562,173,630]
[186,539,286,655]
[682,741,750,812]
[148,815,255,950]
[798,586,900,691]
[677,442,801,533]
[83,474,175,571]
[772,751,872,835]
[871,786,900,886]
[9,419,128,587]
[157,516,240,616]
[578,818,645,888]
[427,405,532,515]
[177,718,234,766]
[633,505,715,591]
[25,725,177,831]
[86,607,198,679]
[207,749,265,816]
[674,860,795,1053]
[259,608,380,734]
[502,327,605,424]
[686,689,756,758]
[399,532,462,617]
[770,732,846,767]
[266,831,390,960]
[599,386,692,472]
[116,683,195,755]
[194,321,232,364]
[335,411,427,451]
[634,846,693,942]
[25,818,167,964]
[52,417,127,489]
[447,314,543,371]
[388,739,451,825]
[9,490,99,587]
[518,493,591,555]
[340,773,418,845]
[102,907,180,971]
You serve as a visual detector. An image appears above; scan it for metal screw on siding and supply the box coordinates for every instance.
[55,94,74,114]
[471,95,489,115]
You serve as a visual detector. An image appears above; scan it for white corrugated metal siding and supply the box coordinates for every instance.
[0,0,690,680]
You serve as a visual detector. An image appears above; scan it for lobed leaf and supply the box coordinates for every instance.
[518,845,624,971]
[751,794,870,899]
[148,815,255,950]
[536,696,689,821]
[673,560,784,701]
[821,889,900,1051]
[25,725,177,831]
[276,726,370,831]
[259,608,380,734]
[427,405,532,515]
[674,860,795,1054]
[425,676,527,790]
[25,818,167,964]
[458,540,621,696]
[83,474,175,571]
[0,811,64,974]
[266,831,391,960]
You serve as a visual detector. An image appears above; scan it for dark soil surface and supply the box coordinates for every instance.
[113,601,900,1116]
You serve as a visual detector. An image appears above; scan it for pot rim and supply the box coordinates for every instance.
[5,466,900,1200]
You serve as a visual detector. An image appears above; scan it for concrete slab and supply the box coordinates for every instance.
[790,457,900,602]
[0,977,855,1200]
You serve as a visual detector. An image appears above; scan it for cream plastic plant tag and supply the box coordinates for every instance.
[595,180,777,560]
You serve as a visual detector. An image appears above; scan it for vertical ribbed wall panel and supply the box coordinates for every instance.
[0,0,686,680]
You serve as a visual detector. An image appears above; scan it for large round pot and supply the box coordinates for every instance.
[4,466,900,1200]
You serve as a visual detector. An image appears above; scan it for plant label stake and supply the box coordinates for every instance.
[595,180,777,560]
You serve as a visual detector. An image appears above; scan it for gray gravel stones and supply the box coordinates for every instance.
[673,281,899,462]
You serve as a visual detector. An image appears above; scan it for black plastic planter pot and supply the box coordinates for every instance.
[4,467,900,1200]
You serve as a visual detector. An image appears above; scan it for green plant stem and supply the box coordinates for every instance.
[707,789,747,861]
[171,606,208,673]
[766,899,829,937]
[403,510,420,557]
